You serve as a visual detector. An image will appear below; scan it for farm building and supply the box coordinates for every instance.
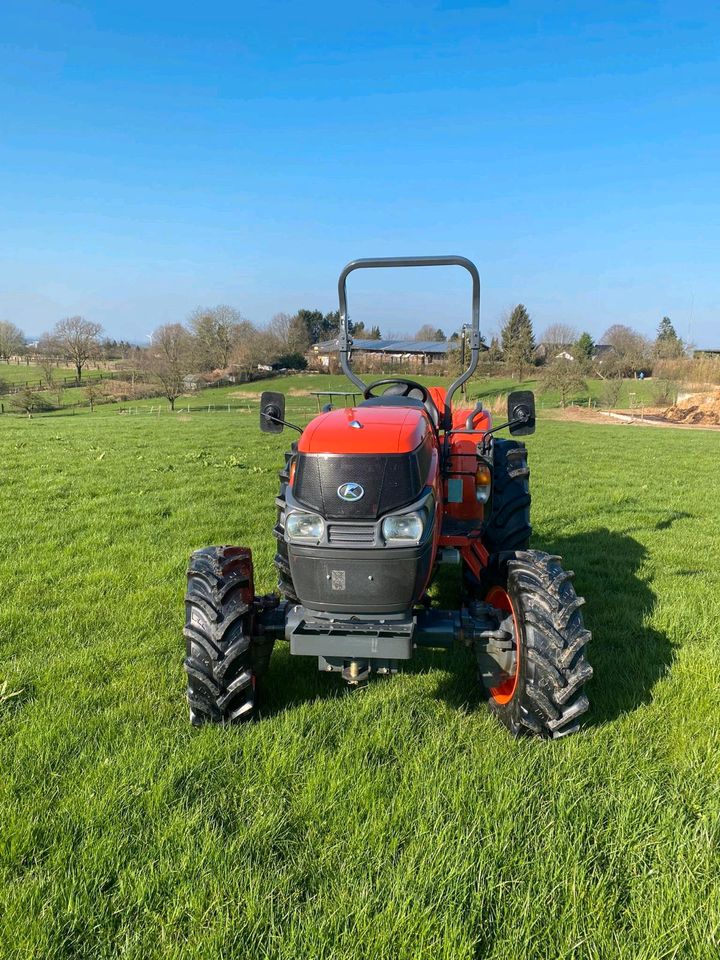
[309,338,454,370]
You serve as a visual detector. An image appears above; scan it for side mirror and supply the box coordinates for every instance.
[260,391,286,433]
[507,390,535,436]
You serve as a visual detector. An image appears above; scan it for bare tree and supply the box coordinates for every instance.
[268,312,310,354]
[188,305,248,371]
[541,323,579,347]
[143,323,194,410]
[84,380,107,413]
[600,375,623,409]
[0,320,26,361]
[540,357,588,407]
[39,360,56,389]
[415,324,446,341]
[601,324,651,377]
[42,316,103,382]
[231,326,281,378]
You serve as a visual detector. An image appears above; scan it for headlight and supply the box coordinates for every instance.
[475,464,492,503]
[286,511,324,540]
[382,511,424,542]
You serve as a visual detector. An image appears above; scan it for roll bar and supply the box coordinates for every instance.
[337,256,481,427]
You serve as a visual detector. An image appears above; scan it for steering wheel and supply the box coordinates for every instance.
[362,378,440,427]
[363,378,431,403]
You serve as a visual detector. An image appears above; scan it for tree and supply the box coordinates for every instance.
[600,375,623,409]
[100,338,134,360]
[415,324,446,342]
[324,310,341,338]
[291,309,340,345]
[601,324,650,377]
[541,357,588,407]
[188,305,247,371]
[349,321,381,340]
[274,352,308,370]
[144,323,194,410]
[231,327,280,378]
[84,380,106,413]
[39,360,56,389]
[0,321,25,361]
[501,304,536,380]
[655,316,684,359]
[9,387,52,418]
[270,312,311,354]
[295,309,326,344]
[541,323,579,347]
[288,313,312,350]
[43,316,103,382]
[574,332,594,361]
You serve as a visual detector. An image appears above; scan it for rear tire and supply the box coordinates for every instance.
[184,546,272,726]
[479,550,592,739]
[482,439,531,553]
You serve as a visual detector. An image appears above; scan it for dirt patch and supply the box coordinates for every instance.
[545,405,720,431]
[663,391,720,426]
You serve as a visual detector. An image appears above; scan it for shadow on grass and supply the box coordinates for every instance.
[534,528,675,726]
[258,528,675,729]
[428,528,675,727]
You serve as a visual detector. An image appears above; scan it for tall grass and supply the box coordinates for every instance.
[653,356,720,388]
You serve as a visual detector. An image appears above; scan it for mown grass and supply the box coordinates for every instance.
[1,399,719,958]
[2,369,661,423]
[226,370,661,410]
[0,362,79,386]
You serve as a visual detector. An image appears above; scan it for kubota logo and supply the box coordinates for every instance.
[337,482,365,502]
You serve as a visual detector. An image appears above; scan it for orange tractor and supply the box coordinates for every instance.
[184,257,592,737]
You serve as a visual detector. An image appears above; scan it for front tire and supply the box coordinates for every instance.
[482,439,531,553]
[184,546,272,726]
[479,550,592,738]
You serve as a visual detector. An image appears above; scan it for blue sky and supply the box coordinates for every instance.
[1,1,718,345]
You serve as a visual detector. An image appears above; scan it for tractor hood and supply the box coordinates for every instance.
[298,406,430,456]
[293,405,434,520]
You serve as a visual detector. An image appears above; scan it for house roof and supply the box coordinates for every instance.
[312,338,452,354]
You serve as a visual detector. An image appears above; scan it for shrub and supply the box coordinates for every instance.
[652,380,677,406]
[600,377,623,409]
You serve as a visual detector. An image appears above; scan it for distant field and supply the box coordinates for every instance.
[0,361,77,386]
[228,370,663,410]
[1,404,719,958]
[0,369,663,420]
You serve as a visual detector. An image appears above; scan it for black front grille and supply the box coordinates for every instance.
[294,452,423,519]
[327,522,376,545]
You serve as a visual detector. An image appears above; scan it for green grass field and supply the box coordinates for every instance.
[1,398,719,958]
[228,370,663,411]
[1,369,663,421]
[0,362,78,386]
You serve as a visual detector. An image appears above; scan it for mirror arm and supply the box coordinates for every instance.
[478,413,531,450]
[261,412,303,434]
